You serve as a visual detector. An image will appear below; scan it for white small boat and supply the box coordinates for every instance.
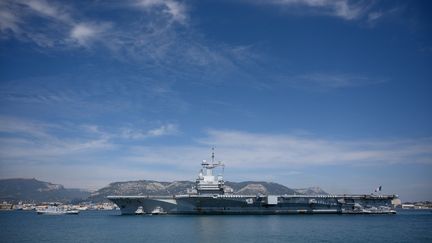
[65,209,79,215]
[76,206,88,211]
[151,206,166,215]
[135,206,145,215]
[37,206,79,215]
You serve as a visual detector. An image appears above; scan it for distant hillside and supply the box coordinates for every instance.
[294,187,329,195]
[88,180,195,202]
[225,181,298,195]
[89,180,327,202]
[0,178,328,203]
[0,178,90,203]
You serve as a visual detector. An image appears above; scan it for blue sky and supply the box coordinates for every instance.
[0,0,431,201]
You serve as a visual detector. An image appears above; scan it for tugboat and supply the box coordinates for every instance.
[151,206,167,215]
[135,206,145,215]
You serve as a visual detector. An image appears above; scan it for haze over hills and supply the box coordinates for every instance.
[0,178,90,203]
[88,180,328,202]
[292,187,328,195]
[0,178,328,203]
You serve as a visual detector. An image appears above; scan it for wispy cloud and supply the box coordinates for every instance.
[0,0,188,49]
[0,6,21,33]
[5,0,375,95]
[116,130,432,173]
[121,124,179,139]
[0,0,111,47]
[0,68,190,118]
[200,130,432,166]
[3,117,430,169]
[284,72,388,90]
[0,0,259,87]
[70,22,112,46]
[0,116,179,160]
[134,0,187,24]
[24,0,72,22]
[247,0,379,21]
[366,7,402,25]
[2,119,431,191]
[367,11,383,22]
[0,117,112,159]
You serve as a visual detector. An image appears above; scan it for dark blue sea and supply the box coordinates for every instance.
[1,210,431,243]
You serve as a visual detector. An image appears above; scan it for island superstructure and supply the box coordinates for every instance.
[108,150,398,215]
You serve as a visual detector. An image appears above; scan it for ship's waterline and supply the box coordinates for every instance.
[108,150,398,215]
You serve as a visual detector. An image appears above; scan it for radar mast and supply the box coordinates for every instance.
[194,147,225,195]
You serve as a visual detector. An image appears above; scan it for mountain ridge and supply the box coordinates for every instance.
[89,180,328,202]
[0,178,328,203]
[0,178,90,203]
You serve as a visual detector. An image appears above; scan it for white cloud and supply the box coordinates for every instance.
[0,0,110,47]
[0,117,181,161]
[248,0,373,20]
[0,8,21,33]
[286,72,387,90]
[0,116,55,140]
[0,0,257,81]
[367,11,382,22]
[0,117,113,159]
[135,0,187,23]
[366,7,401,25]
[70,24,95,43]
[147,124,178,136]
[2,117,430,170]
[201,130,432,166]
[70,22,111,46]
[120,124,179,139]
[164,1,187,23]
[24,0,71,22]
[121,130,432,171]
[1,121,431,191]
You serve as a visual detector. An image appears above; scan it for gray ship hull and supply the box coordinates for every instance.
[108,150,398,215]
[108,194,397,215]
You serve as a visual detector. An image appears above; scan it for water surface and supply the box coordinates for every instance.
[1,210,431,242]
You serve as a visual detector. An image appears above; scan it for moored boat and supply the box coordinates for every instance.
[37,205,80,215]
[151,206,167,215]
[135,206,145,215]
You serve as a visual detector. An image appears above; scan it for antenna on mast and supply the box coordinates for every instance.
[211,146,215,163]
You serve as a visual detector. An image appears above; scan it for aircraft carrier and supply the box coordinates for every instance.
[108,150,398,215]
